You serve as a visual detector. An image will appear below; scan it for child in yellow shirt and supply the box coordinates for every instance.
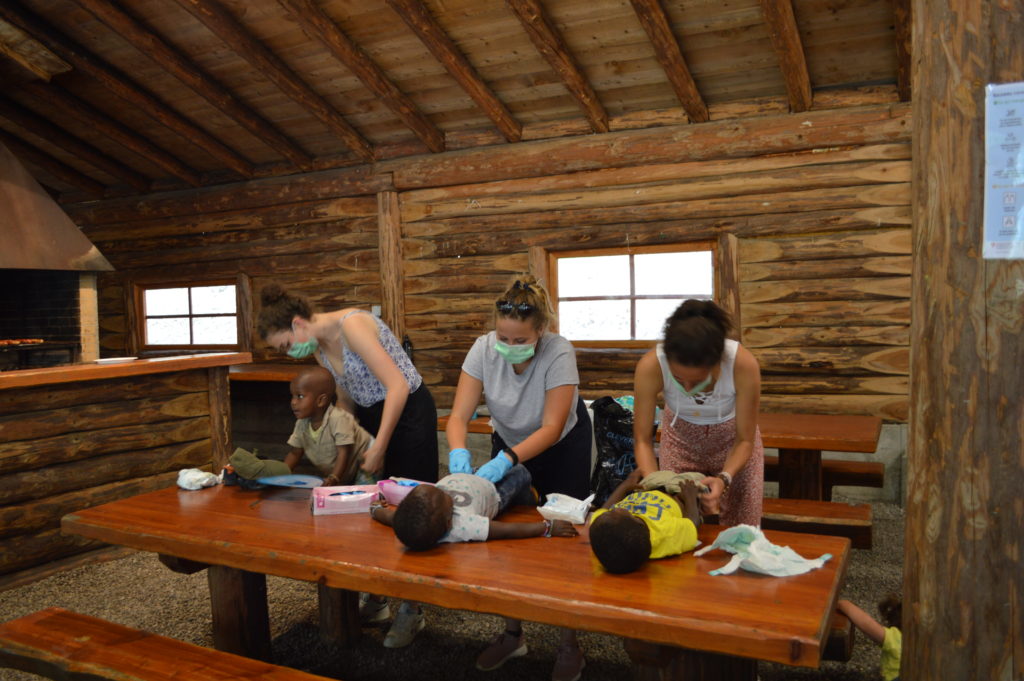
[588,469,703,574]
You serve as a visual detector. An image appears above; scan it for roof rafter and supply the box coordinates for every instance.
[172,0,375,163]
[73,0,312,171]
[892,0,910,101]
[505,0,609,134]
[0,1,254,180]
[759,0,812,113]
[384,0,521,143]
[0,95,150,192]
[280,0,445,153]
[0,130,106,198]
[628,0,708,123]
[23,82,203,186]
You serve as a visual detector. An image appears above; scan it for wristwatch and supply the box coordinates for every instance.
[716,471,732,490]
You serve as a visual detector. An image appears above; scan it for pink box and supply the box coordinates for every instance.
[378,478,433,506]
[310,485,380,515]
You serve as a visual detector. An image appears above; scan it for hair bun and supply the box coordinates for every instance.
[259,283,287,306]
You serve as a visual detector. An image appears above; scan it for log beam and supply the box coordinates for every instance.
[173,0,374,163]
[0,95,150,192]
[758,0,812,112]
[0,1,253,180]
[73,0,310,172]
[281,0,444,153]
[628,0,708,123]
[906,0,1023,678]
[0,130,105,198]
[378,190,406,339]
[22,82,203,187]
[384,0,522,143]
[505,0,609,133]
[891,0,911,101]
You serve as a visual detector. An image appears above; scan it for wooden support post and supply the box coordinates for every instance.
[78,273,99,362]
[907,0,1024,679]
[623,638,757,681]
[316,584,360,647]
[207,366,232,473]
[206,565,271,661]
[378,190,406,339]
[777,448,823,500]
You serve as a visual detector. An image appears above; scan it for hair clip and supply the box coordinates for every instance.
[512,280,533,292]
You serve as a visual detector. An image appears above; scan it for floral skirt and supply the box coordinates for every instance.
[659,416,763,526]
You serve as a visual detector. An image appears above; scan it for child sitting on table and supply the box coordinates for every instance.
[284,366,377,486]
[370,464,578,550]
[837,593,902,681]
[588,469,704,574]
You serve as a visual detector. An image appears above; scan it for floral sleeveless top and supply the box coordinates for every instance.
[318,310,421,407]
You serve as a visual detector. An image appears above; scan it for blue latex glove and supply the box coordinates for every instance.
[448,448,473,474]
[475,451,513,483]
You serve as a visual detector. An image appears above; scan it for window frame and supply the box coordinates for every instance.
[129,276,249,355]
[548,241,718,349]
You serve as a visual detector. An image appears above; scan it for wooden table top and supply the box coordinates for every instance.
[0,352,252,390]
[63,485,849,667]
[438,411,882,453]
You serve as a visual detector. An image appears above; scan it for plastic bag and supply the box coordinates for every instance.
[177,468,218,490]
[589,396,649,506]
[537,492,596,524]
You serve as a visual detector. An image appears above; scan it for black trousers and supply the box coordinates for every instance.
[356,383,439,483]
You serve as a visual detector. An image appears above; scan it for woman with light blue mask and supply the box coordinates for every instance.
[632,299,763,527]
[446,273,591,681]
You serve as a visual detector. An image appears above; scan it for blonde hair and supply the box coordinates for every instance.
[494,274,555,330]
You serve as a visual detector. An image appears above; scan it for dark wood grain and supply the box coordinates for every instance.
[63,484,849,668]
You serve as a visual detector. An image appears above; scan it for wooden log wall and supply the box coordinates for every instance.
[0,371,213,578]
[71,98,910,423]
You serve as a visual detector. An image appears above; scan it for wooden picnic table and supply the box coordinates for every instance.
[437,411,883,501]
[62,484,850,680]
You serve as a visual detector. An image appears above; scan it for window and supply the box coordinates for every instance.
[135,281,239,351]
[550,243,715,345]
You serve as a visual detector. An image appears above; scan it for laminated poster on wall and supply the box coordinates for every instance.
[983,81,1024,259]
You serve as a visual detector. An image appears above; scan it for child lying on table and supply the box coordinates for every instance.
[588,469,704,574]
[370,464,577,550]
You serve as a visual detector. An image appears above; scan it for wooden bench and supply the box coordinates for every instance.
[763,455,885,501]
[0,607,332,681]
[760,497,872,550]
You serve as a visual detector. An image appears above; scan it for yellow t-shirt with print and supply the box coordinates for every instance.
[881,626,901,681]
[591,490,698,559]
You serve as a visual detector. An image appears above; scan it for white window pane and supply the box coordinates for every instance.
[560,300,632,340]
[145,288,189,315]
[192,285,236,314]
[636,299,696,340]
[635,251,713,296]
[193,316,238,344]
[147,317,189,345]
[557,255,630,297]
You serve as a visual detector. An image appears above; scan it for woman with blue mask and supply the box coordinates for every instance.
[446,274,591,681]
[632,299,764,527]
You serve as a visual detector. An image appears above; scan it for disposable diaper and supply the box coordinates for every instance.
[536,492,595,524]
[694,524,832,577]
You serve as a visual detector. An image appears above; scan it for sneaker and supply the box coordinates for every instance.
[359,594,391,623]
[383,603,424,648]
[475,630,527,671]
[551,643,585,681]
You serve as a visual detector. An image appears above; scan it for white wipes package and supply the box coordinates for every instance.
[177,468,218,491]
[536,492,595,524]
[694,524,832,577]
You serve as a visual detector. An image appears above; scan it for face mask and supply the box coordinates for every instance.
[287,336,319,359]
[671,373,712,397]
[495,340,536,364]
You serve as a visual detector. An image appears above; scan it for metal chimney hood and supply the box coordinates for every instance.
[0,141,112,272]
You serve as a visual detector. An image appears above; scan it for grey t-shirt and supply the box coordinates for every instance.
[437,473,500,543]
[462,331,579,447]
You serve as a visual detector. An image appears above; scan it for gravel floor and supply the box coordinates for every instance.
[0,495,902,681]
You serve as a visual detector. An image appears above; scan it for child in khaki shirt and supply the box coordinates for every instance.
[285,366,376,486]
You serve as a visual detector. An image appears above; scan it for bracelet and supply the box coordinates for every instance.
[504,448,520,465]
[716,471,732,490]
[543,519,552,537]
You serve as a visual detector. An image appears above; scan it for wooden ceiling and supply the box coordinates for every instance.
[0,0,910,202]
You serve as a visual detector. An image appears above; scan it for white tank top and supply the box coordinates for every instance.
[657,339,739,426]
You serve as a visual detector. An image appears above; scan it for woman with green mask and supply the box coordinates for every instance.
[632,299,764,526]
[445,274,591,681]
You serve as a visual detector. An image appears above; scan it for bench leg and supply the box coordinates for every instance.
[317,584,360,647]
[777,448,823,500]
[624,638,757,681]
[207,565,271,661]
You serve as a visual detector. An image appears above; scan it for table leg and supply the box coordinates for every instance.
[207,565,271,661]
[623,639,757,681]
[317,584,360,646]
[777,448,823,500]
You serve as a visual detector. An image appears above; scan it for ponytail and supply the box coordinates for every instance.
[257,283,313,339]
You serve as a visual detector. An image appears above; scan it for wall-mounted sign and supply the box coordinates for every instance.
[984,81,1024,259]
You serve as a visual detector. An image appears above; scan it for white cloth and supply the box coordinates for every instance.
[657,339,739,426]
[436,473,500,543]
[177,468,218,491]
[694,524,832,577]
